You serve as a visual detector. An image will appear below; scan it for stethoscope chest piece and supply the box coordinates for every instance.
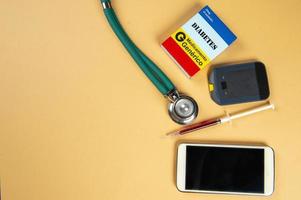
[167,90,198,125]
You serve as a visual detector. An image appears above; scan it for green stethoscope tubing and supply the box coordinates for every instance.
[101,0,175,96]
[101,0,199,124]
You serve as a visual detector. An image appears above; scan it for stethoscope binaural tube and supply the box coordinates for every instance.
[100,0,198,124]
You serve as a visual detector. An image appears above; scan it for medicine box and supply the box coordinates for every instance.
[161,5,237,78]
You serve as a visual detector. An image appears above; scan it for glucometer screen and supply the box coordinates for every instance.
[185,146,264,193]
[221,67,259,98]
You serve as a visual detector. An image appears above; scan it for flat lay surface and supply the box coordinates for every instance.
[0,0,301,199]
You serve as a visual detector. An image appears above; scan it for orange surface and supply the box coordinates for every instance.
[1,0,301,199]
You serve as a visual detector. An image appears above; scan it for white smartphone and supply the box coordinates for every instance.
[177,143,274,196]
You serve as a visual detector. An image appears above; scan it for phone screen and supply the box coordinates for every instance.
[185,146,264,193]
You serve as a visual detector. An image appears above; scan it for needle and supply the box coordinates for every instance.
[167,101,275,136]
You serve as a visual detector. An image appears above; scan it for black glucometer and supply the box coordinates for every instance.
[208,61,270,105]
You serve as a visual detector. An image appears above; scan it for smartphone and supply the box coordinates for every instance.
[177,143,274,196]
[208,61,270,105]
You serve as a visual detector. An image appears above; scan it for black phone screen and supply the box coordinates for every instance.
[185,146,264,193]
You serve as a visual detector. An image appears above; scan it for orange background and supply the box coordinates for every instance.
[1,0,301,199]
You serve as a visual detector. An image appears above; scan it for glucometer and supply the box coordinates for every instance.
[208,61,270,105]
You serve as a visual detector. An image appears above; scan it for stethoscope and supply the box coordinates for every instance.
[101,0,198,124]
